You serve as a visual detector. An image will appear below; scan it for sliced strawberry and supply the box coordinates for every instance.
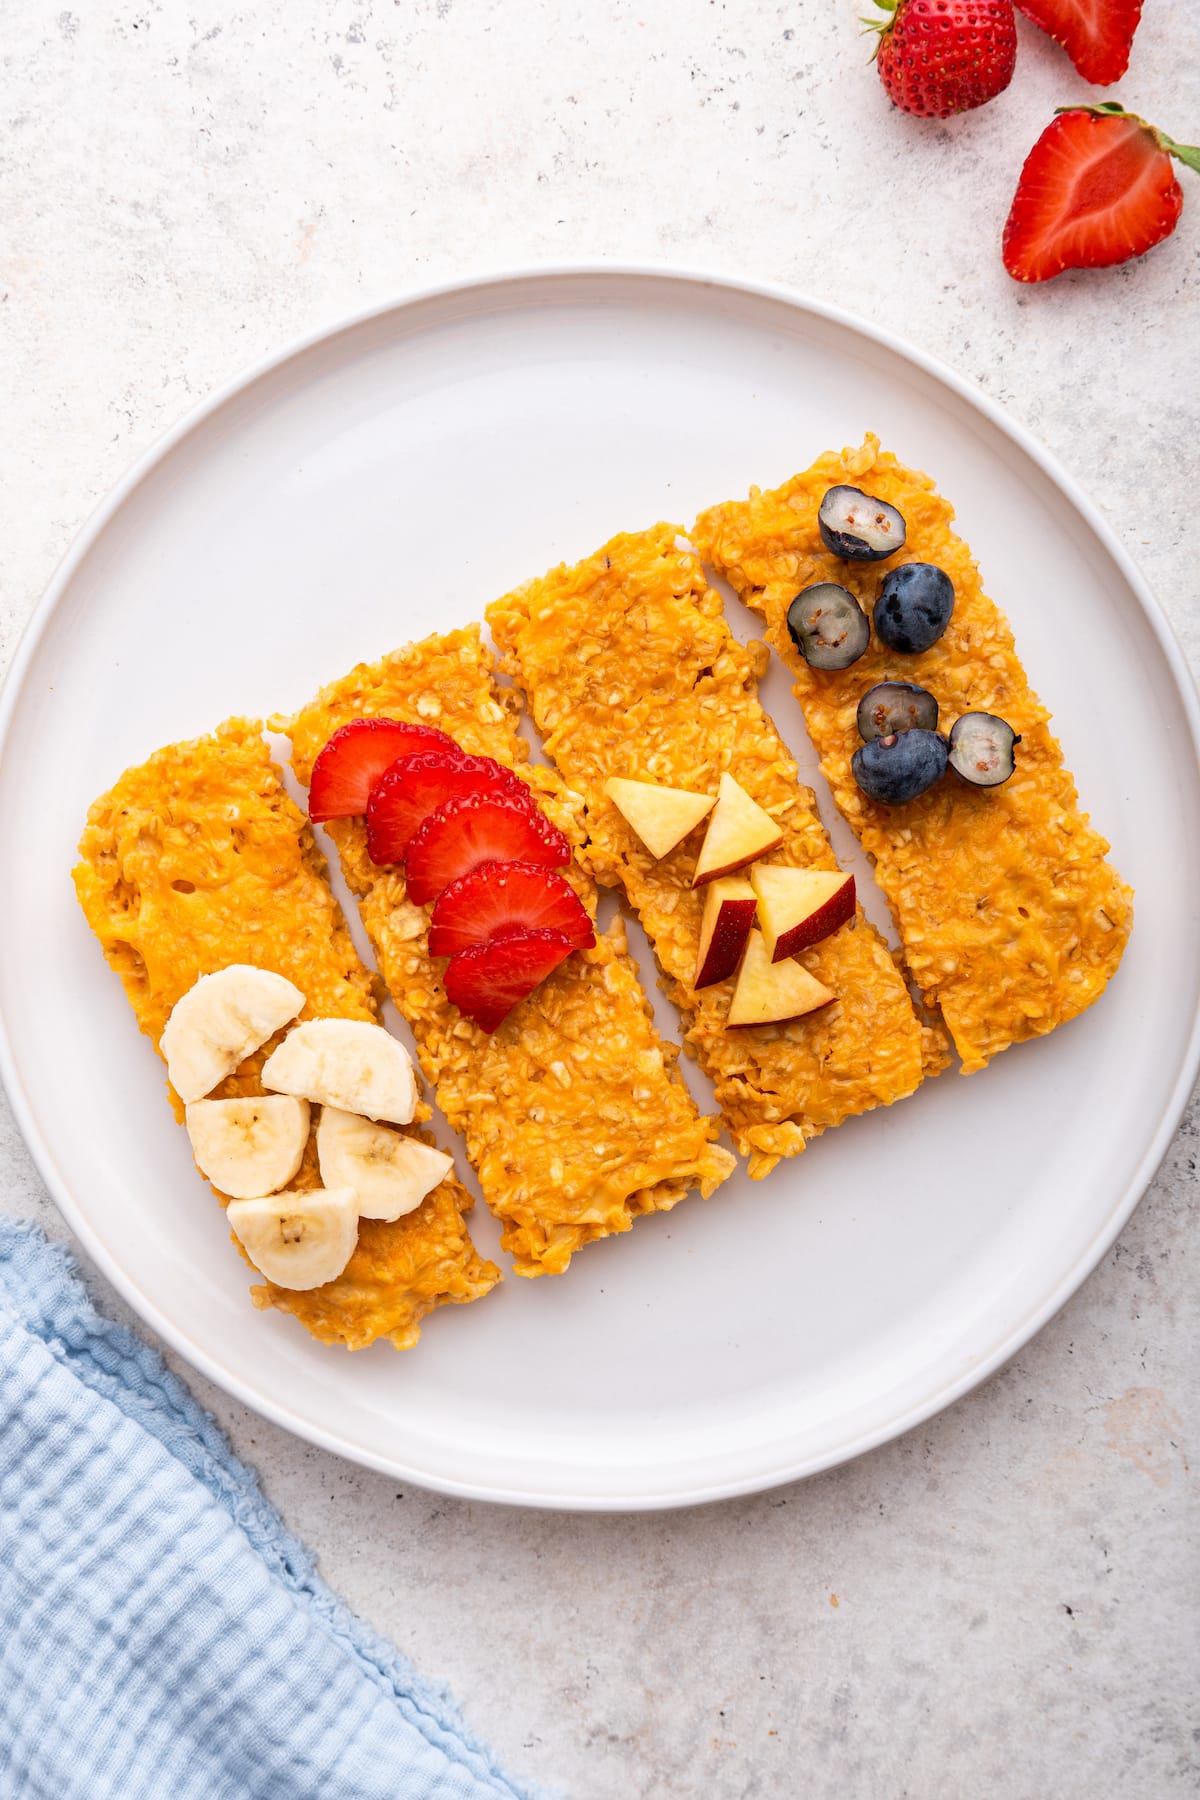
[443,927,575,1033]
[1014,0,1142,86]
[405,791,571,906]
[365,750,524,866]
[308,718,456,822]
[428,860,595,957]
[1003,107,1198,283]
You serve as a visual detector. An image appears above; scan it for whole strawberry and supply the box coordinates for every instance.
[1003,105,1200,282]
[871,0,1018,119]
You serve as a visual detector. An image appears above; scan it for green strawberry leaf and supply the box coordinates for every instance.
[860,0,897,61]
[1162,135,1200,176]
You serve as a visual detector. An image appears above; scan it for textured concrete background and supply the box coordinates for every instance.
[2,4,1198,1796]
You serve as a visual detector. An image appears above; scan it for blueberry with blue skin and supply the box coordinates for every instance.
[818,486,907,562]
[874,563,955,655]
[856,680,939,742]
[852,729,948,806]
[786,582,871,671]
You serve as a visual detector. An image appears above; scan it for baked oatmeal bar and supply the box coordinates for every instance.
[487,527,939,1178]
[74,718,499,1348]
[284,627,735,1275]
[692,436,1133,1073]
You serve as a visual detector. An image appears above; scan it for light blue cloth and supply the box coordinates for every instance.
[0,1220,553,1800]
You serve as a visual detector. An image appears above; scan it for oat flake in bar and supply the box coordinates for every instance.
[488,527,939,1178]
[73,719,499,1349]
[691,436,1133,1074]
[284,627,735,1276]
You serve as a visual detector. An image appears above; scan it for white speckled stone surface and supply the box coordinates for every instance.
[3,5,1197,1795]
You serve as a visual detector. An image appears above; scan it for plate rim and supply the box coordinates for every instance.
[2,262,1197,1511]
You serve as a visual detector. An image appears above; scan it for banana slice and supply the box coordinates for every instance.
[317,1107,453,1220]
[161,965,305,1103]
[226,1187,358,1290]
[261,1018,417,1124]
[185,1096,310,1200]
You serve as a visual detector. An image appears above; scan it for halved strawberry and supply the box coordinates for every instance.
[1003,106,1199,283]
[1014,0,1142,86]
[365,750,524,866]
[428,860,595,957]
[443,927,575,1033]
[308,718,456,822]
[405,791,571,906]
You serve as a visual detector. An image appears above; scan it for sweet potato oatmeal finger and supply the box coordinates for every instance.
[284,627,735,1276]
[73,718,499,1349]
[691,436,1133,1073]
[487,526,939,1178]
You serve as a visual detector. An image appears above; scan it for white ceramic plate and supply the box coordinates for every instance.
[2,269,1197,1510]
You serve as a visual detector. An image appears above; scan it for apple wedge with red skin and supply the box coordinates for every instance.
[693,875,757,989]
[749,864,856,963]
[604,775,715,860]
[726,929,836,1028]
[692,773,783,887]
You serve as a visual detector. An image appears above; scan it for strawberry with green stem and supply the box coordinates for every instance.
[868,0,1018,120]
[1003,104,1200,283]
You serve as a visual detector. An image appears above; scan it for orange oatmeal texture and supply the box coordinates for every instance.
[284,628,735,1276]
[691,436,1133,1073]
[487,527,939,1178]
[73,718,499,1349]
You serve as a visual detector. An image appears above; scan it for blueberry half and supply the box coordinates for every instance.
[852,729,948,806]
[818,486,907,562]
[856,681,939,742]
[786,582,870,671]
[947,712,1020,788]
[874,563,955,655]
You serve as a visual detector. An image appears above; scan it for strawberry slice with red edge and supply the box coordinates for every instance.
[1014,0,1142,86]
[428,860,595,957]
[1002,106,1200,283]
[405,790,571,906]
[365,750,525,866]
[443,927,576,1033]
[308,717,456,822]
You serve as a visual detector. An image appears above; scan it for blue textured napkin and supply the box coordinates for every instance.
[0,1219,552,1800]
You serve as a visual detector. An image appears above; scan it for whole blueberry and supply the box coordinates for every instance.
[874,563,955,655]
[852,728,948,806]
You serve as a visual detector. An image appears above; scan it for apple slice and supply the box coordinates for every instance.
[692,773,784,888]
[693,875,757,989]
[603,776,715,860]
[726,930,836,1027]
[749,863,856,962]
